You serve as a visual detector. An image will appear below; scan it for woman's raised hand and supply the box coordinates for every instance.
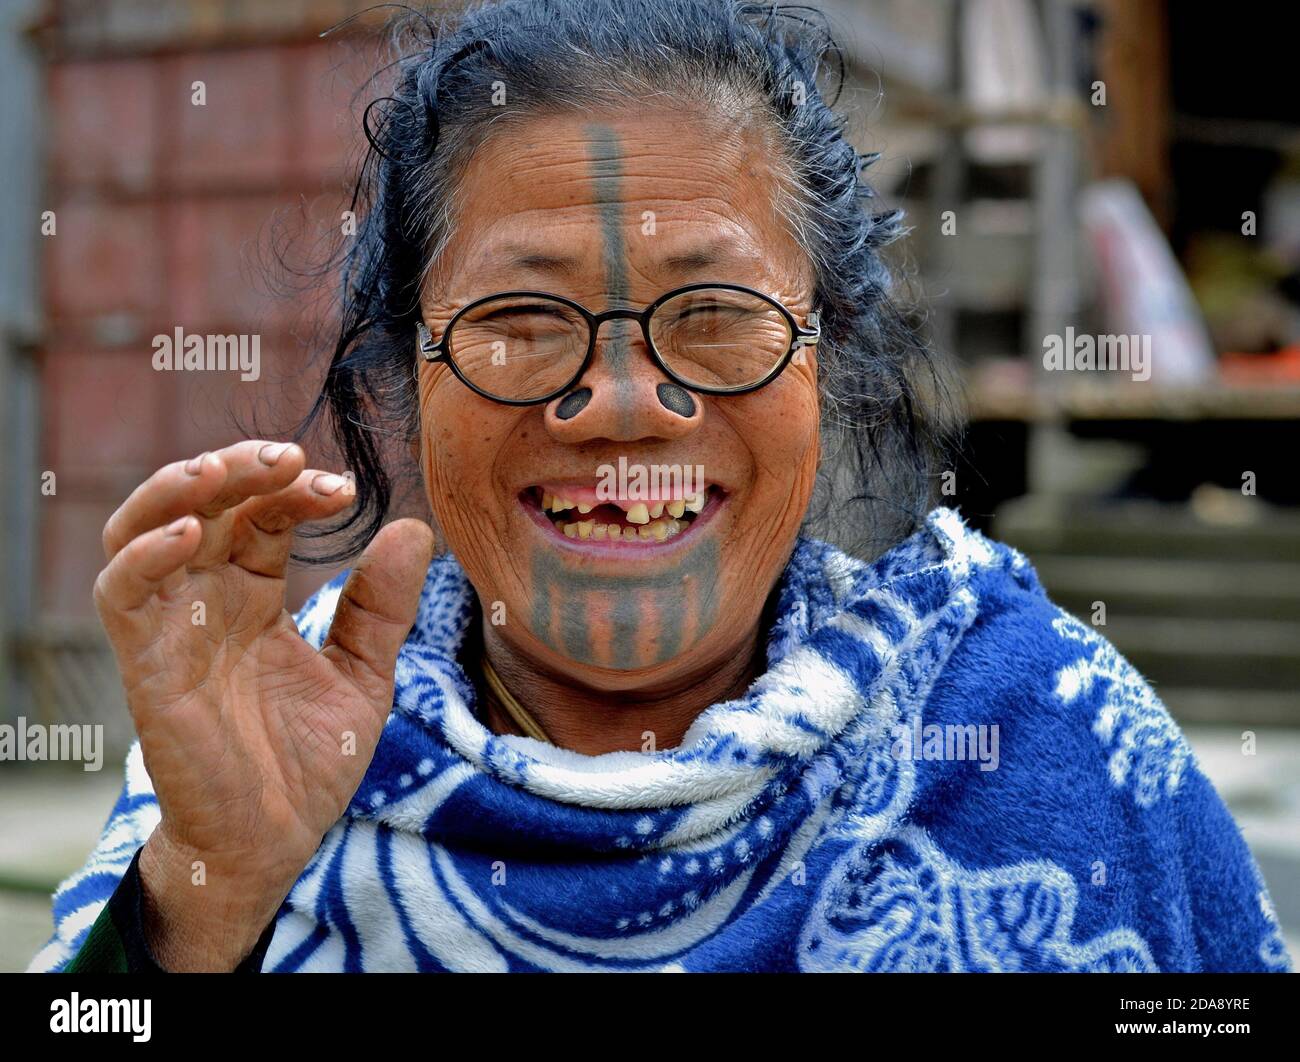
[93,440,434,969]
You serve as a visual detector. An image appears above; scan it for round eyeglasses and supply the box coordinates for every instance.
[417,282,820,405]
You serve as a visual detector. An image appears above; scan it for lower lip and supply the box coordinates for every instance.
[519,491,725,556]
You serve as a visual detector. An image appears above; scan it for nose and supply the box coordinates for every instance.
[543,317,701,442]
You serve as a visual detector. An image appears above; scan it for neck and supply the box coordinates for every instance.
[477,616,766,755]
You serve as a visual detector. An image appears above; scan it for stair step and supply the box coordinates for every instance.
[1088,615,1300,690]
[1035,556,1300,620]
[995,498,1300,562]
[1158,688,1300,727]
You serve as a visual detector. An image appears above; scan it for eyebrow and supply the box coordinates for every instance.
[498,250,582,277]
[482,239,754,281]
[660,246,729,271]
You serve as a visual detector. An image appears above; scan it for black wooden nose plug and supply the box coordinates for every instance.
[555,387,592,420]
[657,382,696,417]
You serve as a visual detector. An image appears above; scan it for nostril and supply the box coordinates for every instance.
[656,382,696,417]
[555,387,593,420]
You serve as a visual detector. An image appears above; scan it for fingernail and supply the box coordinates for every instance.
[184,452,208,476]
[311,473,347,495]
[258,442,291,466]
[165,516,191,536]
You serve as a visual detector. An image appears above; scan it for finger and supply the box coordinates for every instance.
[191,440,306,519]
[183,443,313,572]
[101,441,304,563]
[320,518,436,708]
[102,453,227,562]
[94,515,202,620]
[228,469,357,578]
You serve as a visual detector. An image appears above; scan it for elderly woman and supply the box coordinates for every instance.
[33,0,1287,974]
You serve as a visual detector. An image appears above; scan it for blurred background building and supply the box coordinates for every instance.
[0,0,1296,969]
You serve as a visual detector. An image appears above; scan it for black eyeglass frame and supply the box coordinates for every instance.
[417,281,821,406]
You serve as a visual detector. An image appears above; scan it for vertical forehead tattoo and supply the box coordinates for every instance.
[583,122,637,434]
[557,129,698,424]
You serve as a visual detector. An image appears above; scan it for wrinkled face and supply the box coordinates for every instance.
[417,107,820,688]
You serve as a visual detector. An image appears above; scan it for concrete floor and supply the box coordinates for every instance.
[3,726,1297,973]
[1,766,124,973]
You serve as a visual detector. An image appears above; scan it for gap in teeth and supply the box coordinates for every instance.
[540,487,708,521]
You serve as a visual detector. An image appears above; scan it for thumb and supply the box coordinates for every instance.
[320,517,436,708]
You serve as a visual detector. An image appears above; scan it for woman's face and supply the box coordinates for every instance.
[417,108,820,689]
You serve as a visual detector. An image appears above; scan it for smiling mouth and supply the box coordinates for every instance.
[520,484,723,545]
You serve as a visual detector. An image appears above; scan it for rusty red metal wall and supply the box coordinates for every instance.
[38,2,386,619]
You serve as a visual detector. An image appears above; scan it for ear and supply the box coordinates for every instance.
[408,343,421,443]
[408,391,423,466]
[410,418,448,557]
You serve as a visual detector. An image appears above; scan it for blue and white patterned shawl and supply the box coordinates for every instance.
[31,508,1291,972]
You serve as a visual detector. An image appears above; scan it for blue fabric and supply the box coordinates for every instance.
[31,507,1291,972]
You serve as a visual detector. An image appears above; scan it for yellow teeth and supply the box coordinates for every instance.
[553,515,685,543]
[540,485,712,544]
[542,494,577,512]
[542,488,711,516]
